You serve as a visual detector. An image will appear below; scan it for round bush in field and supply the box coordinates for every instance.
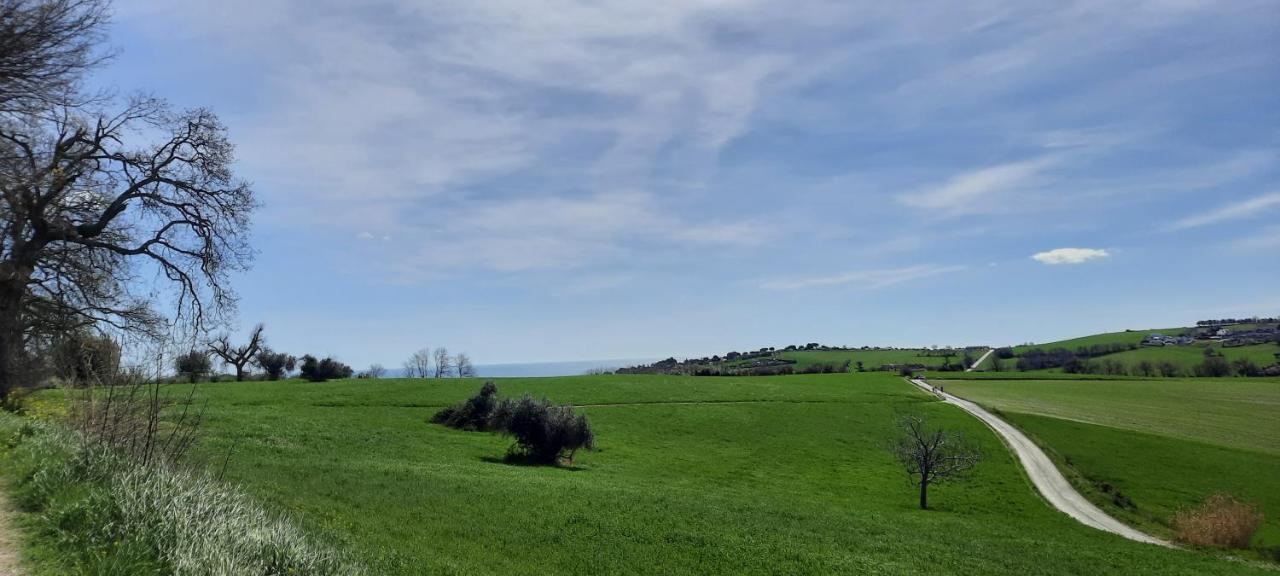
[489,394,595,465]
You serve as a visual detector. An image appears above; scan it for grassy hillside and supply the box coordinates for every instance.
[1001,324,1278,376]
[774,348,983,370]
[1012,328,1188,355]
[939,377,1280,549]
[61,373,1268,575]
[1099,343,1279,370]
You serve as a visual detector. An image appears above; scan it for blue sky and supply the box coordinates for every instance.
[97,1,1278,367]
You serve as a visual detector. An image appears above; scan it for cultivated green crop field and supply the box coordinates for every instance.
[940,377,1280,548]
[151,373,1263,575]
[939,378,1280,454]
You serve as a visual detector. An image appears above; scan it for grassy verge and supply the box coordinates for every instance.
[0,411,362,575]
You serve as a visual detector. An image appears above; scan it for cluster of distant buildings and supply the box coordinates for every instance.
[1142,324,1278,348]
[1140,333,1194,347]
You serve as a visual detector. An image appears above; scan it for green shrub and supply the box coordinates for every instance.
[431,381,500,430]
[1194,357,1232,377]
[298,354,353,382]
[489,394,595,465]
[174,351,212,383]
[254,349,296,381]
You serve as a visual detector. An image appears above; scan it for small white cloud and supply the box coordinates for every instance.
[1167,191,1280,231]
[1031,247,1110,265]
[356,231,376,240]
[761,264,965,291]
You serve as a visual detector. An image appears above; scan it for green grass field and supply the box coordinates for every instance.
[775,348,983,370]
[939,377,1280,550]
[96,373,1272,575]
[1098,342,1280,372]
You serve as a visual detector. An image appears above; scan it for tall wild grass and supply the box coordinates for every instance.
[1,391,363,575]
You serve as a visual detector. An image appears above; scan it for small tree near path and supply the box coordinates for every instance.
[888,413,982,510]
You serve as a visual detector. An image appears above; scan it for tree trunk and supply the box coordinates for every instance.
[919,480,929,510]
[0,276,28,401]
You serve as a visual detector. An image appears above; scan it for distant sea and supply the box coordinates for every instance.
[473,358,657,378]
[388,358,657,378]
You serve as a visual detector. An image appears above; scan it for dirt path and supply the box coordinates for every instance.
[907,377,1168,546]
[966,348,995,372]
[0,485,24,576]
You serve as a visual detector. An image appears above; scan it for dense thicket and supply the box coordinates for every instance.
[254,348,296,381]
[1015,343,1140,371]
[174,351,211,383]
[49,330,119,384]
[490,394,595,465]
[298,355,353,382]
[431,381,500,430]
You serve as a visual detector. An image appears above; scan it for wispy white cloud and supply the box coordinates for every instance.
[1167,191,1280,231]
[1031,248,1110,265]
[395,191,769,272]
[114,0,1276,283]
[897,157,1059,215]
[761,264,965,291]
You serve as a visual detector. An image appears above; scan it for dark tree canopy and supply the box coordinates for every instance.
[1,97,256,395]
[254,347,295,381]
[0,0,256,399]
[298,354,352,382]
[0,0,109,114]
[174,349,210,383]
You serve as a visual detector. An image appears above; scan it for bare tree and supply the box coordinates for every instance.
[455,352,475,378]
[0,95,256,398]
[433,347,452,378]
[403,348,431,378]
[0,0,110,114]
[887,413,982,509]
[208,324,264,382]
[365,363,385,379]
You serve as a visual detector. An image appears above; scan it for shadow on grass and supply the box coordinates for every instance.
[478,455,588,472]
